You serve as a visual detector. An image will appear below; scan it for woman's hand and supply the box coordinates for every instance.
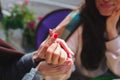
[35,61,72,76]
[33,29,59,63]
[45,42,68,65]
[106,8,120,40]
[33,29,73,65]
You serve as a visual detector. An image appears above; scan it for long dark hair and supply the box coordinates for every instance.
[79,0,107,70]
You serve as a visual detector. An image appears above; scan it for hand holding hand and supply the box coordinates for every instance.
[35,61,72,76]
[33,29,74,79]
[33,29,73,65]
[32,29,58,62]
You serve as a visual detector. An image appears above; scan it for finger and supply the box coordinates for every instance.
[63,58,73,65]
[38,29,58,59]
[56,38,74,58]
[64,65,72,74]
[112,8,120,17]
[59,61,73,73]
[113,9,120,22]
[44,29,58,46]
[49,29,54,37]
[41,30,58,58]
[46,66,66,76]
[59,48,67,65]
[38,41,48,59]
[117,9,120,16]
[46,43,58,64]
[52,43,61,65]
[57,65,71,74]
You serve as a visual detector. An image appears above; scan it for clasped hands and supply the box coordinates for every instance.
[33,29,74,76]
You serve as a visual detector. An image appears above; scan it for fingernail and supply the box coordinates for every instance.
[49,29,53,37]
[53,33,58,39]
[68,54,72,58]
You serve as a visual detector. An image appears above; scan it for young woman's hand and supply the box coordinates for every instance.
[33,29,73,65]
[45,42,68,65]
[35,61,72,76]
[33,29,67,65]
[106,8,120,40]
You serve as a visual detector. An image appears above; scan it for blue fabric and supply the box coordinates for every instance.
[22,68,41,80]
[19,52,36,71]
[66,12,80,32]
[61,11,80,40]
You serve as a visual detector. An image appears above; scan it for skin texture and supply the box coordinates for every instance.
[95,0,120,40]
[33,29,73,76]
[35,61,72,76]
[96,0,120,16]
[33,0,120,78]
[37,29,72,65]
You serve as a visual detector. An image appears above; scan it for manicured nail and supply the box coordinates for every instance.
[53,33,58,39]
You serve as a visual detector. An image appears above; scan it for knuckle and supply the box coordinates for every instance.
[46,60,51,64]
[60,56,66,62]
[53,52,59,57]
[46,50,53,55]
[53,62,57,65]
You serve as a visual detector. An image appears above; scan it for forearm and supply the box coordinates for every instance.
[105,36,120,76]
[107,29,118,40]
[0,52,38,80]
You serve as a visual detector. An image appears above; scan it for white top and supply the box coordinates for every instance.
[66,26,120,77]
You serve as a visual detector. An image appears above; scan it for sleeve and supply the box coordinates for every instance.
[22,68,43,80]
[60,11,80,40]
[0,52,38,80]
[66,30,79,53]
[105,36,120,76]
[66,26,82,54]
[59,27,82,80]
[54,10,80,40]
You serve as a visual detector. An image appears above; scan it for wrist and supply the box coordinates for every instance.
[107,30,118,40]
[35,62,44,76]
[32,51,43,63]
[32,68,44,80]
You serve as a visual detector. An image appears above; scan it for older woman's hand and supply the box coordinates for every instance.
[35,61,72,76]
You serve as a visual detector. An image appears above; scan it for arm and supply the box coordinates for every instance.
[105,36,120,76]
[0,52,38,80]
[105,8,120,76]
[22,60,72,80]
[54,9,80,37]
[17,11,78,79]
[21,33,73,80]
[22,68,43,80]
[0,9,75,80]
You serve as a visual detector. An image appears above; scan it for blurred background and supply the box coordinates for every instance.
[1,0,84,16]
[0,0,84,53]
